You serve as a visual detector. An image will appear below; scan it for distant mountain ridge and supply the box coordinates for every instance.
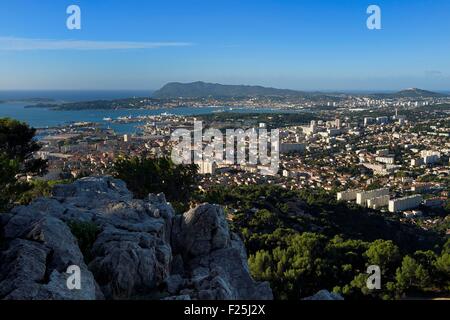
[370,88,447,99]
[153,81,306,98]
[153,82,447,99]
[394,88,446,97]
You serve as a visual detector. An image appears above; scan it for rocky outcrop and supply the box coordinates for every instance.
[169,204,273,300]
[0,213,99,300]
[0,176,272,300]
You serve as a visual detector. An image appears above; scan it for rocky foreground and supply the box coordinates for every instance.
[0,176,273,300]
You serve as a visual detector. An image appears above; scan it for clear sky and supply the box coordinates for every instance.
[0,0,449,91]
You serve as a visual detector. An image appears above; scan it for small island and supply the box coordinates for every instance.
[24,97,159,110]
[1,98,55,104]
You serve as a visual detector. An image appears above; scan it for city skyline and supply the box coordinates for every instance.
[1,0,450,91]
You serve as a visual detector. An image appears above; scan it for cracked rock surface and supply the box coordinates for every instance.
[0,176,272,300]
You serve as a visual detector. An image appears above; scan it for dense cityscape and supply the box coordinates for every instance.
[33,89,450,232]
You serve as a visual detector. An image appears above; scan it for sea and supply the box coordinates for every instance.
[0,90,296,134]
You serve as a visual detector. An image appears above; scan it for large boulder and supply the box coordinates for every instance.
[170,204,273,300]
[172,204,230,258]
[88,226,171,299]
[0,215,98,300]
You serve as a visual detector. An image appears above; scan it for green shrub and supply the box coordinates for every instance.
[112,156,198,203]
[67,220,100,263]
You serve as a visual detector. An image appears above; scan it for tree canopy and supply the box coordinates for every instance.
[0,118,47,176]
[0,118,47,211]
[111,156,199,212]
[199,184,450,300]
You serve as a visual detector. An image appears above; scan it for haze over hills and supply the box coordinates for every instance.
[153,81,447,99]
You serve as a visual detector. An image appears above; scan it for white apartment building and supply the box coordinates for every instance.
[388,195,423,213]
[337,189,359,201]
[258,165,278,176]
[411,183,432,193]
[410,158,424,167]
[356,188,390,206]
[362,163,393,176]
[376,149,390,156]
[364,117,375,126]
[421,150,441,164]
[376,116,389,124]
[198,161,217,175]
[421,150,441,158]
[376,156,395,165]
[367,195,390,209]
[327,128,341,137]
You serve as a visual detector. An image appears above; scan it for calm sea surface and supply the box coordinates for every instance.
[0,90,154,102]
[0,104,301,135]
[0,91,303,134]
[0,103,217,134]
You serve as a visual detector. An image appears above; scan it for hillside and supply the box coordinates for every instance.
[198,184,450,300]
[152,81,306,98]
[371,88,447,99]
[395,88,446,98]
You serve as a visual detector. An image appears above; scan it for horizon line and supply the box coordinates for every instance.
[0,36,193,51]
[1,88,449,93]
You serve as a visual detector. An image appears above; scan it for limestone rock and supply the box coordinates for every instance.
[0,176,273,300]
[172,204,230,258]
[0,216,98,300]
[89,226,171,299]
[170,204,273,300]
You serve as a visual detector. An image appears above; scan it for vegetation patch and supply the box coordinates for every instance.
[67,220,100,263]
[112,156,198,213]
[198,184,450,300]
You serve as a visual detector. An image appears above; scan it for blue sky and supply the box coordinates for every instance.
[0,0,449,91]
